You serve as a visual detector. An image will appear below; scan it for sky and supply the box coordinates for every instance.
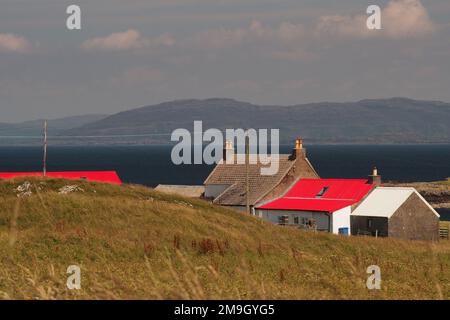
[1,0,450,122]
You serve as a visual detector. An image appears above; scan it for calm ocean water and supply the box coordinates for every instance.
[0,144,449,220]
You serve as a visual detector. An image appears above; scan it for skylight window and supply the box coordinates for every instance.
[316,187,329,198]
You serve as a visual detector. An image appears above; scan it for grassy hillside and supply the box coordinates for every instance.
[0,179,449,300]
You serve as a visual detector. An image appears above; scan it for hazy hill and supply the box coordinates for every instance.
[0,114,107,137]
[0,178,449,299]
[61,98,450,144]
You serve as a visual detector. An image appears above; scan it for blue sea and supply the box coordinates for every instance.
[0,144,449,220]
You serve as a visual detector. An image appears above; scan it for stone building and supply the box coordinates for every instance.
[351,187,440,240]
[203,138,319,212]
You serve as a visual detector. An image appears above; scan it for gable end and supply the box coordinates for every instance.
[389,192,440,240]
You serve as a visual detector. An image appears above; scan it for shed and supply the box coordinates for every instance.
[0,171,122,185]
[351,187,440,240]
[155,185,205,198]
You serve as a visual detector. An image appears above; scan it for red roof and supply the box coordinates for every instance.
[258,179,374,213]
[0,171,122,185]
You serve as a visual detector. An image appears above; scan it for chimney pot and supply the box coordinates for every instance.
[295,138,303,150]
[368,166,382,185]
[291,137,306,160]
[223,140,234,162]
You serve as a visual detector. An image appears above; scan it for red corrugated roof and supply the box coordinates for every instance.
[0,171,122,185]
[258,179,374,213]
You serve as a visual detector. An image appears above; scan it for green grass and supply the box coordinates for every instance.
[0,178,449,300]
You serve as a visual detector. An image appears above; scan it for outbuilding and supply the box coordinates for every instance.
[351,187,440,240]
[0,171,122,185]
[155,185,205,198]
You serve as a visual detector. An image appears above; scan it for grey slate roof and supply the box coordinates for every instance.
[204,154,318,206]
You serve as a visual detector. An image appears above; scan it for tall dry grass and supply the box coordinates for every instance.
[0,178,449,300]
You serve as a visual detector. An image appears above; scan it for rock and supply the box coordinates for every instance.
[58,185,84,194]
[15,181,32,198]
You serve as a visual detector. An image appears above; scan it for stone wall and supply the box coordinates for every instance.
[389,193,440,240]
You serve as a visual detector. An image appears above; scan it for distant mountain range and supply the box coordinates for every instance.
[0,114,107,137]
[2,98,450,144]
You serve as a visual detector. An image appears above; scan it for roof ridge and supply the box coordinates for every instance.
[284,196,357,201]
[376,186,416,190]
[298,178,369,182]
[305,157,320,178]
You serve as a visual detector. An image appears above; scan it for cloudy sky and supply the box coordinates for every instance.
[1,0,450,122]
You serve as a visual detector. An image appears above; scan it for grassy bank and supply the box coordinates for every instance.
[0,178,449,300]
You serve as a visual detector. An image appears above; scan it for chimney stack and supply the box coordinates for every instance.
[290,137,306,160]
[223,140,234,162]
[368,166,382,185]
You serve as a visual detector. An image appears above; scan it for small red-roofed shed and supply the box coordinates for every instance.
[0,171,122,185]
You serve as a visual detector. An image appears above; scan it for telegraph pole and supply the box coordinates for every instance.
[43,120,48,177]
[245,130,250,215]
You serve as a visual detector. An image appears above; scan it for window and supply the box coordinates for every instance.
[316,187,329,198]
[367,218,373,229]
[294,217,299,224]
[299,218,317,230]
[278,215,289,225]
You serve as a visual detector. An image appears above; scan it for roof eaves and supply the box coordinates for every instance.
[411,189,440,218]
[305,157,320,178]
[203,162,222,185]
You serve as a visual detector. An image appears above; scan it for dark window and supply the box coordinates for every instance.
[278,215,289,225]
[367,218,373,229]
[294,217,299,224]
[316,187,329,198]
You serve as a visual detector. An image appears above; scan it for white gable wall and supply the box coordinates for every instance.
[330,206,351,235]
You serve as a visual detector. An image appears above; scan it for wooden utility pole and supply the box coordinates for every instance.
[245,131,250,215]
[43,120,48,177]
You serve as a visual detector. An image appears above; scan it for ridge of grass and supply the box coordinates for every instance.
[0,178,449,300]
